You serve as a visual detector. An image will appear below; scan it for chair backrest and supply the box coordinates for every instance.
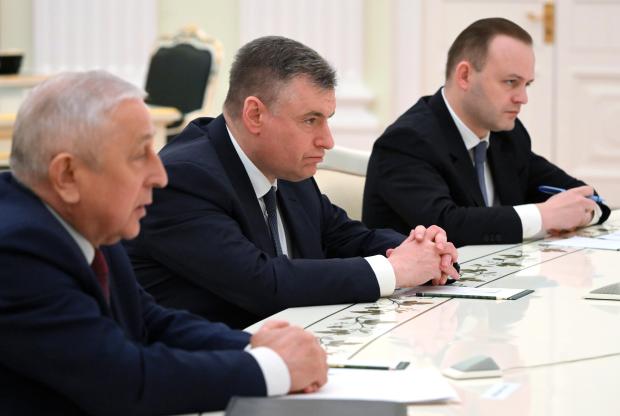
[314,146,370,221]
[144,25,222,116]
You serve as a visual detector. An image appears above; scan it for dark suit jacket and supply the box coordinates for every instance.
[125,115,404,329]
[0,173,266,415]
[363,89,610,247]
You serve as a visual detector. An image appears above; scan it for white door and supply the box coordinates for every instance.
[555,0,620,208]
[421,0,620,207]
[422,0,554,159]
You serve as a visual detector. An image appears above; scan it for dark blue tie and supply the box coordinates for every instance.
[473,141,489,207]
[263,187,283,256]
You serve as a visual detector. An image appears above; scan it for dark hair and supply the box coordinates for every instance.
[224,36,336,118]
[445,17,532,80]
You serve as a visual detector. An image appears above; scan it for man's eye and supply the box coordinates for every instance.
[304,118,316,125]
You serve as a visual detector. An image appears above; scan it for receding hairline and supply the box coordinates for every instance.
[223,35,337,119]
[10,70,146,185]
[445,17,533,80]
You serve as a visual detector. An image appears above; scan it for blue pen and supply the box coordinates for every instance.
[538,185,604,203]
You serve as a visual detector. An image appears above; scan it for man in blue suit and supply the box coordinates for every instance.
[0,71,327,414]
[126,36,460,329]
[363,18,610,247]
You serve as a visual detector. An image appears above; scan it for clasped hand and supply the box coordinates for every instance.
[386,225,459,287]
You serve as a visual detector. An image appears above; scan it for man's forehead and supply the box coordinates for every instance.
[486,37,535,77]
[277,78,336,114]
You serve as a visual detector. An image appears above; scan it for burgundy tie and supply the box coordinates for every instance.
[91,249,110,303]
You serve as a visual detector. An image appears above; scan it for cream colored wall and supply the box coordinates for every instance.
[0,0,396,130]
[364,0,394,132]
[0,0,33,72]
[158,0,239,116]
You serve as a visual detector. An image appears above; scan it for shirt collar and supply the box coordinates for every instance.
[226,124,277,199]
[45,203,95,264]
[441,87,490,151]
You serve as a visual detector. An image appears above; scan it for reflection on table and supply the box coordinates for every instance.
[243,210,620,416]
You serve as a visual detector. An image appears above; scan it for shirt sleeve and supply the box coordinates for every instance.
[364,254,396,296]
[247,346,291,396]
[590,204,603,225]
[515,202,603,240]
[514,204,545,239]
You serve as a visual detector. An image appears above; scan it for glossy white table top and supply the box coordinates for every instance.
[243,210,620,416]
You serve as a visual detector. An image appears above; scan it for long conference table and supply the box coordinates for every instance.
[198,210,620,416]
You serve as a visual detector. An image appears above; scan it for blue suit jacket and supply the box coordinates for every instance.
[125,115,405,328]
[0,173,266,415]
[363,89,610,247]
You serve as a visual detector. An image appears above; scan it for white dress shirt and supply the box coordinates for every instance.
[441,88,600,239]
[226,126,396,295]
[46,204,290,396]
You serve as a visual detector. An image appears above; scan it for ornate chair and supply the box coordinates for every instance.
[144,25,223,139]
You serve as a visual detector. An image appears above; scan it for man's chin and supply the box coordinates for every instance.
[283,168,317,182]
[121,224,141,242]
[493,121,517,132]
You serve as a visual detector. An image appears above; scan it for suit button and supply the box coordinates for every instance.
[495,234,502,242]
[483,235,489,243]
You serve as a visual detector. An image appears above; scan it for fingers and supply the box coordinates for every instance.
[303,383,320,394]
[437,241,458,262]
[441,263,461,280]
[440,253,453,270]
[569,185,595,197]
[412,226,426,242]
[412,225,448,246]
[260,320,290,331]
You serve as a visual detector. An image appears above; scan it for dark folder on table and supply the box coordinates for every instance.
[225,397,407,416]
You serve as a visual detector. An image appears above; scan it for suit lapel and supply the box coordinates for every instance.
[276,180,324,259]
[488,132,523,205]
[428,91,486,207]
[208,116,276,256]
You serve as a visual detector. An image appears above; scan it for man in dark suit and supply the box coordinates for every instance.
[363,17,610,247]
[0,71,328,415]
[125,36,459,329]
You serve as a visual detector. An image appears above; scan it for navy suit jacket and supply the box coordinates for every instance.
[363,89,610,247]
[125,115,404,329]
[0,173,266,415]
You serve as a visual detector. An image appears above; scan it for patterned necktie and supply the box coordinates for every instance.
[91,248,110,303]
[473,141,489,207]
[263,186,283,256]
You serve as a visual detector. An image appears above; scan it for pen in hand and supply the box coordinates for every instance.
[538,185,604,203]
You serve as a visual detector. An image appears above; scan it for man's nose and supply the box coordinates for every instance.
[317,123,334,150]
[514,86,528,105]
[148,150,168,189]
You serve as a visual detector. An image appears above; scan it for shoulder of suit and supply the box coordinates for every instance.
[375,95,441,148]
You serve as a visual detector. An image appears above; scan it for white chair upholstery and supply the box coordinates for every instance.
[314,146,370,221]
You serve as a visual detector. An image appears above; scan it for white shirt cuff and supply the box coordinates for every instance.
[590,203,603,225]
[514,204,545,239]
[247,346,291,396]
[365,255,396,296]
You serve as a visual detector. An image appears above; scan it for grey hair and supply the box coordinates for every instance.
[223,36,337,119]
[10,70,145,185]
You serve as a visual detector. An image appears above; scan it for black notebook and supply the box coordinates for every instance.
[225,397,407,416]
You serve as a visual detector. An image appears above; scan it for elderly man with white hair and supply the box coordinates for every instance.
[0,70,327,415]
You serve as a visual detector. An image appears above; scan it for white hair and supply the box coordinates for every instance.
[10,70,146,184]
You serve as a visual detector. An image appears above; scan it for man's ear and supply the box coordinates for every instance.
[241,96,266,135]
[47,153,81,204]
[454,60,474,90]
